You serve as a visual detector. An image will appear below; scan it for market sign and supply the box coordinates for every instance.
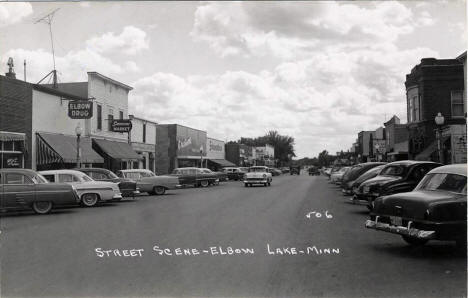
[68,100,93,119]
[111,119,132,132]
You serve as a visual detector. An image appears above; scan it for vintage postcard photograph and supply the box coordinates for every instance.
[0,1,467,297]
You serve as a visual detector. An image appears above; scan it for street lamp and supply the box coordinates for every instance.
[75,123,83,168]
[434,112,445,164]
[374,143,380,162]
[199,146,203,168]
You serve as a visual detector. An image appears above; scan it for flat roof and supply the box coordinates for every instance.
[87,72,133,90]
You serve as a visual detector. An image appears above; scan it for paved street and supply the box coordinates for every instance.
[1,173,466,297]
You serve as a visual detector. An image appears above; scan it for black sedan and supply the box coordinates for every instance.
[171,167,218,187]
[350,165,386,202]
[366,164,467,248]
[76,168,139,198]
[356,160,442,209]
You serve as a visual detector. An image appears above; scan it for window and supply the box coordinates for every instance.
[97,104,102,130]
[143,123,146,143]
[119,111,124,120]
[414,95,420,122]
[58,174,76,183]
[108,108,114,131]
[42,175,55,182]
[451,91,464,118]
[408,97,413,123]
[416,173,467,194]
[6,173,33,184]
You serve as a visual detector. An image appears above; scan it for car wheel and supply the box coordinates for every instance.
[81,193,98,207]
[267,182,271,186]
[402,235,428,246]
[154,186,166,195]
[200,180,209,187]
[244,183,248,187]
[264,183,267,186]
[32,201,53,214]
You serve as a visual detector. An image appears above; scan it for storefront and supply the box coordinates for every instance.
[35,132,104,171]
[206,137,235,171]
[155,124,207,174]
[0,131,26,168]
[92,138,141,173]
[441,125,467,164]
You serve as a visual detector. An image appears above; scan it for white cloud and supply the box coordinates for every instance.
[86,26,149,55]
[0,3,33,27]
[191,2,436,59]
[129,45,438,157]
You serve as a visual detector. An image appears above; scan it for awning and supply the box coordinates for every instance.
[208,159,237,167]
[0,131,25,142]
[37,132,104,165]
[415,141,437,161]
[93,138,141,160]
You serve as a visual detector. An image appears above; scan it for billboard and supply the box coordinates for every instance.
[176,125,207,157]
[206,138,225,159]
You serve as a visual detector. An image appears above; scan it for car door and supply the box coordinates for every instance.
[3,172,35,209]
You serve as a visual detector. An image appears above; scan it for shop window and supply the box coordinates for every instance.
[119,111,123,120]
[143,123,146,143]
[97,104,102,130]
[3,141,13,151]
[451,91,464,118]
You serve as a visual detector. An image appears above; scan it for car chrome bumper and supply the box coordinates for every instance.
[113,193,123,200]
[244,180,268,184]
[365,218,436,240]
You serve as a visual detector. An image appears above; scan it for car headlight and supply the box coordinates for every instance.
[263,174,267,178]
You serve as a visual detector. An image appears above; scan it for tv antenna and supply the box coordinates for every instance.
[35,8,60,88]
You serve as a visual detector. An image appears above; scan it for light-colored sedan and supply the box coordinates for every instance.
[40,169,122,207]
[243,166,273,187]
[117,169,180,195]
[330,167,350,184]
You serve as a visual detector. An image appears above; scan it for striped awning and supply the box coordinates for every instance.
[36,133,104,165]
[0,131,26,142]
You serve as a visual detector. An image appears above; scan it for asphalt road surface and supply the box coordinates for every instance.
[1,173,466,297]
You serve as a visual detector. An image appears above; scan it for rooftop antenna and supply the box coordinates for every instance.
[35,8,60,88]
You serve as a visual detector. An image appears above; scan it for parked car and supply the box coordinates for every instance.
[171,167,218,187]
[0,168,80,214]
[201,168,227,183]
[39,169,121,207]
[366,164,467,248]
[117,169,180,195]
[221,167,245,181]
[76,168,139,197]
[308,166,320,176]
[290,166,301,175]
[269,168,282,176]
[280,167,290,174]
[244,166,272,187]
[356,161,442,210]
[351,165,386,202]
[330,167,351,184]
[341,162,386,195]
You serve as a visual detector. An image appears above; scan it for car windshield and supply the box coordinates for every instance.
[33,174,48,184]
[380,165,406,177]
[249,168,266,172]
[203,169,213,173]
[107,171,119,179]
[141,171,155,177]
[416,173,467,194]
[81,174,93,182]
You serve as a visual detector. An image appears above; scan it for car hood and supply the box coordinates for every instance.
[374,190,466,219]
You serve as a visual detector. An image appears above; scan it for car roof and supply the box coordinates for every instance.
[39,169,85,175]
[76,168,110,172]
[0,168,37,175]
[428,164,467,176]
[119,169,153,173]
[385,160,440,166]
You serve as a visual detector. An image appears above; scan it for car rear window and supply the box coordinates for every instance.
[416,173,467,194]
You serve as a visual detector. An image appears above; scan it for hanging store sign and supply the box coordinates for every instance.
[111,119,132,132]
[68,100,93,119]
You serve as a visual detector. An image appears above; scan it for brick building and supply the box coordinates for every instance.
[384,115,409,161]
[405,55,466,162]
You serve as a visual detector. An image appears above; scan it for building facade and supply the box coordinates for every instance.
[405,56,466,163]
[384,115,409,161]
[129,115,157,172]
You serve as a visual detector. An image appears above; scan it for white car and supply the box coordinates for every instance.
[243,166,272,187]
[40,169,122,207]
[330,167,350,184]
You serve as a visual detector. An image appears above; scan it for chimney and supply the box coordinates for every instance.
[5,57,16,79]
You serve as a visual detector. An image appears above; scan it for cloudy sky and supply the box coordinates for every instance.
[1,1,466,158]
